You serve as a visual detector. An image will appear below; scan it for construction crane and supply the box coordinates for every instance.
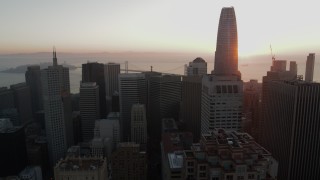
[270,45,276,62]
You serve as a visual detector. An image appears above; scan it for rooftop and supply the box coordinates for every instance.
[55,157,106,172]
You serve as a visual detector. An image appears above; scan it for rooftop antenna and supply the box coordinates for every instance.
[270,44,276,62]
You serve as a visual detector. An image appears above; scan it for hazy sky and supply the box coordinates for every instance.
[1,0,319,56]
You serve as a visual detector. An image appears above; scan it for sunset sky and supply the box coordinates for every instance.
[1,0,319,56]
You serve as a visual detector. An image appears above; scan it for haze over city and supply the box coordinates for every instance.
[1,0,319,56]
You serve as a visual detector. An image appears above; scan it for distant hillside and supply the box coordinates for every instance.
[1,62,77,73]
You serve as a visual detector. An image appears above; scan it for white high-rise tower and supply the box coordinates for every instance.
[41,48,72,165]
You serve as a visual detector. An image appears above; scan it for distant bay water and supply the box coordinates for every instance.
[0,52,319,93]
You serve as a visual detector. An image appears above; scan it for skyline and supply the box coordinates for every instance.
[1,0,320,56]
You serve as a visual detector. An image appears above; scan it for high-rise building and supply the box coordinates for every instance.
[184,57,207,76]
[305,53,315,82]
[259,60,296,142]
[0,87,14,109]
[243,80,261,138]
[54,156,108,180]
[111,142,147,180]
[131,104,147,145]
[0,119,28,177]
[80,82,100,142]
[201,75,243,133]
[10,83,33,124]
[92,112,120,154]
[180,76,202,142]
[119,73,147,141]
[82,62,106,118]
[104,63,120,97]
[261,80,320,180]
[148,75,181,143]
[41,49,72,165]
[25,65,43,113]
[213,7,240,77]
[104,63,120,113]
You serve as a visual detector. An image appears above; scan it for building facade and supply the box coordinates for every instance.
[201,75,243,134]
[41,49,72,165]
[261,80,320,180]
[80,82,100,142]
[111,142,147,180]
[185,57,207,76]
[305,53,315,82]
[82,62,106,118]
[131,104,147,145]
[25,65,43,114]
[119,73,147,141]
[213,7,240,77]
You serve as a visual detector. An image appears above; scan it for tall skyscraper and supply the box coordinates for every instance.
[184,57,207,76]
[25,65,43,113]
[261,80,320,180]
[149,75,181,143]
[259,60,296,142]
[181,76,202,142]
[119,73,147,141]
[104,63,121,113]
[79,82,100,142]
[305,53,315,82]
[213,7,240,77]
[82,62,106,118]
[10,83,33,125]
[104,63,120,97]
[131,104,147,145]
[201,7,243,134]
[41,49,72,165]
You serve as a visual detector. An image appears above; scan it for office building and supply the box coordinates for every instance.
[259,60,297,142]
[104,63,120,97]
[91,112,120,157]
[305,53,315,82]
[243,80,261,138]
[149,75,181,143]
[213,7,240,77]
[54,156,108,180]
[201,75,243,133]
[182,129,278,180]
[119,73,147,141]
[184,57,207,76]
[161,132,193,180]
[82,62,106,118]
[41,49,72,165]
[25,65,43,113]
[0,119,28,177]
[131,104,147,145]
[80,82,100,142]
[111,142,147,180]
[181,76,202,141]
[10,83,33,124]
[261,80,320,180]
[0,87,14,109]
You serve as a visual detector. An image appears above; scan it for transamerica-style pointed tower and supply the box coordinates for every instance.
[53,47,58,67]
[213,7,241,78]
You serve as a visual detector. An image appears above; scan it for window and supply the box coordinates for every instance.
[248,174,255,179]
[237,176,244,180]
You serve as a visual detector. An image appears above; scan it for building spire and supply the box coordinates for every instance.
[53,46,58,67]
